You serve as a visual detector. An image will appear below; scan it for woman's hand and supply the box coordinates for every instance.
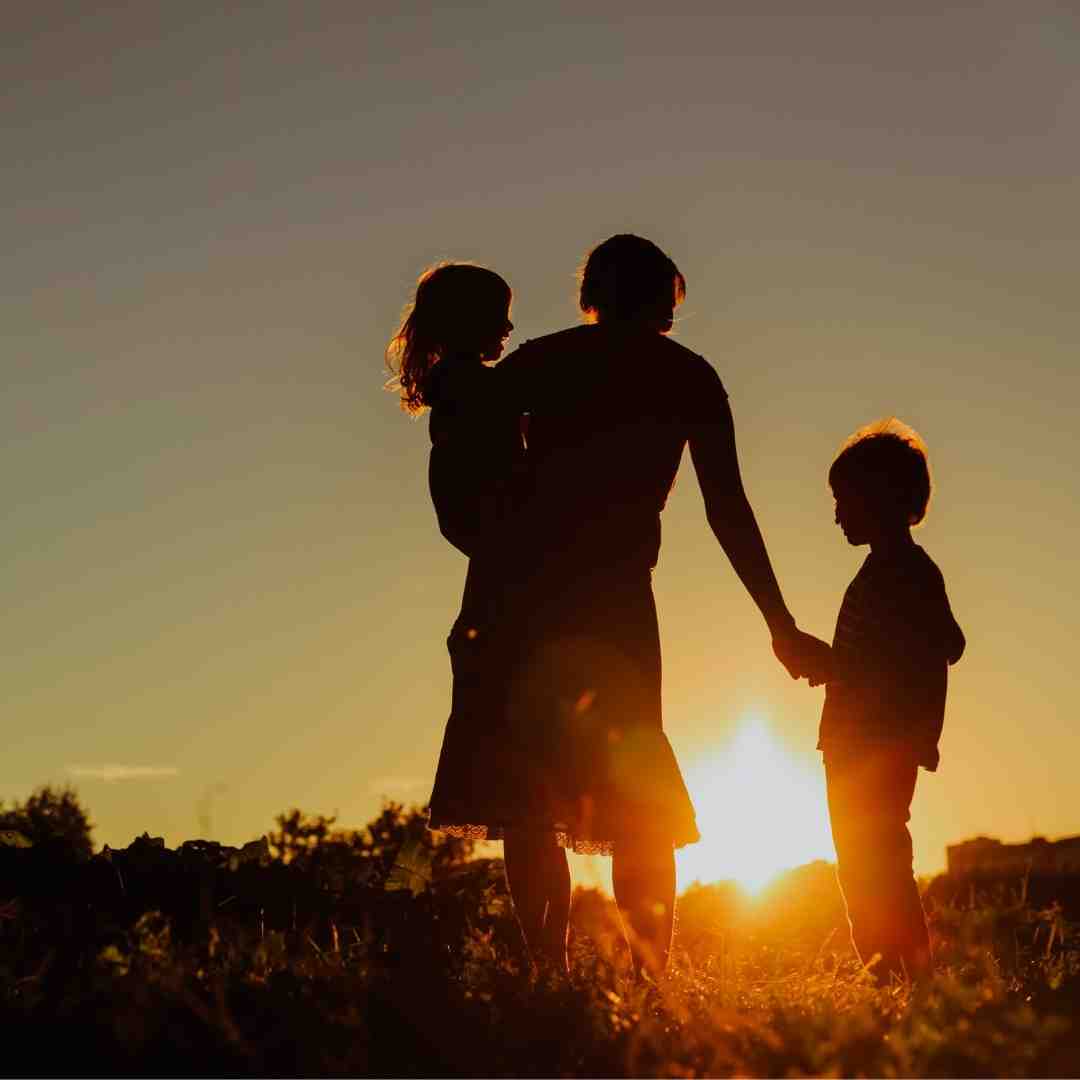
[800,634,833,686]
[772,626,833,685]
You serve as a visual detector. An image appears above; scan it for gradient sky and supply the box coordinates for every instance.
[4,2,1078,877]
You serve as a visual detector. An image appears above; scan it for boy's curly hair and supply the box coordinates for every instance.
[829,418,932,526]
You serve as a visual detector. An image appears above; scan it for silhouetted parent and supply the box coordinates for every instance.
[493,234,822,977]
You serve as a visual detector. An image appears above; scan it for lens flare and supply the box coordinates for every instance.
[677,709,835,893]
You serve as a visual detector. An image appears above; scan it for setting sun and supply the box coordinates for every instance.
[677,710,836,893]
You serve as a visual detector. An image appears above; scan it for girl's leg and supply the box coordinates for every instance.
[612,842,676,978]
[503,830,572,973]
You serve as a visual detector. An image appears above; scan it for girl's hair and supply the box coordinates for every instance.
[829,418,932,526]
[386,263,511,414]
[579,234,686,325]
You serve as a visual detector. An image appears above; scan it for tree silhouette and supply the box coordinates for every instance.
[268,801,476,899]
[0,785,93,862]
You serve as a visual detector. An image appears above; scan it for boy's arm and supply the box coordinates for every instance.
[941,591,966,665]
[892,563,965,666]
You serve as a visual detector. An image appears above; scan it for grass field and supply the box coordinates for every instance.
[2,798,1078,1076]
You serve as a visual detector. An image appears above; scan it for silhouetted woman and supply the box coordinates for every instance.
[490,235,817,976]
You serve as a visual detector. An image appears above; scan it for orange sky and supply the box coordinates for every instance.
[4,3,1078,881]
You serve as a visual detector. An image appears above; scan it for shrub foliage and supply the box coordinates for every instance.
[0,795,1078,1076]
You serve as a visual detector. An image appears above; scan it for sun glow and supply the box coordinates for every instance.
[677,709,835,893]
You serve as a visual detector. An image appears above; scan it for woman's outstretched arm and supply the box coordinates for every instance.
[688,398,817,677]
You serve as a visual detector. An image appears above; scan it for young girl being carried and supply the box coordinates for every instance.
[386,263,529,876]
[387,263,520,563]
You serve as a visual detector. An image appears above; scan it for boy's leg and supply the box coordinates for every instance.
[825,749,930,982]
[503,829,572,973]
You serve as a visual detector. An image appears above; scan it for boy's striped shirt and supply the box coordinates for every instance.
[818,543,965,771]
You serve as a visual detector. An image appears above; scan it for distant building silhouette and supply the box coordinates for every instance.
[947,834,1080,877]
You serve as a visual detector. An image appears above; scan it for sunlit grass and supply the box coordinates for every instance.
[6,872,1077,1076]
[3,793,1078,1076]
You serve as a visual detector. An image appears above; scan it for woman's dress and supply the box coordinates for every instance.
[428,325,729,854]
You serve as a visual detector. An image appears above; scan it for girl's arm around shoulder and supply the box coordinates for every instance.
[492,337,546,414]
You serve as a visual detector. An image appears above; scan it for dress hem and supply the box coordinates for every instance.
[428,818,700,856]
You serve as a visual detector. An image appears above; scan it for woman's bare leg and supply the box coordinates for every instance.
[612,843,676,978]
[503,830,572,973]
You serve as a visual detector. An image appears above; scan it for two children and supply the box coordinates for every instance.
[387,267,965,984]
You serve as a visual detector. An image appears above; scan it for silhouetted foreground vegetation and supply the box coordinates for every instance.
[1,788,1079,1077]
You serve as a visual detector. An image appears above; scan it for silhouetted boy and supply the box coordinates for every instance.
[805,421,965,982]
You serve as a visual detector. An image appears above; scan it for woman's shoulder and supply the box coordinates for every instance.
[503,325,718,371]
[656,334,722,373]
[497,327,728,418]
[654,337,728,404]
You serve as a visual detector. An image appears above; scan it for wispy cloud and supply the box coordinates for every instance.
[367,776,425,796]
[66,764,180,783]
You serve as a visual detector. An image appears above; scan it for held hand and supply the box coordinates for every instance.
[771,624,808,679]
[799,635,833,687]
[772,627,832,685]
